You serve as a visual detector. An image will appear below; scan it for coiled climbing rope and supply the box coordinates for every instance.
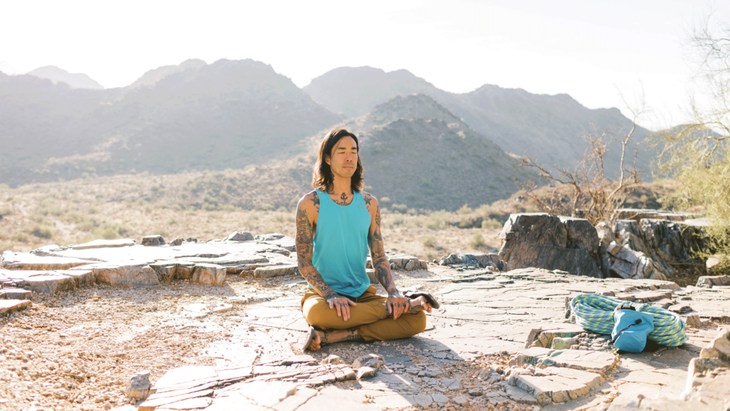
[570,293,688,347]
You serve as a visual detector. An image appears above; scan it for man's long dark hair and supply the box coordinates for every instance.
[312,128,364,193]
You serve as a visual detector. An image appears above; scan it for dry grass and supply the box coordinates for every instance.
[0,173,676,261]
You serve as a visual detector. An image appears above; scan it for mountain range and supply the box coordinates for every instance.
[304,67,651,178]
[1,60,655,210]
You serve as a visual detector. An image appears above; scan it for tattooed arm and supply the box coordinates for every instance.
[363,192,409,320]
[296,190,356,321]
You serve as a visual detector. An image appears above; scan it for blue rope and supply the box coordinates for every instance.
[570,293,687,347]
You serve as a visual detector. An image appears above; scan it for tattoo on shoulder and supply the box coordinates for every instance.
[311,191,319,207]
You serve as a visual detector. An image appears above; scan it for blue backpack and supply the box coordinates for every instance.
[611,304,655,353]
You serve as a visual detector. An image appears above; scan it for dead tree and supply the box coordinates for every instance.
[516,123,641,226]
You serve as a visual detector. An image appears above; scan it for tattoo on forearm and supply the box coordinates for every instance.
[367,202,398,294]
[296,191,334,298]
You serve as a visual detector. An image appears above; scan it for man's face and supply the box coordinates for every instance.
[326,136,358,180]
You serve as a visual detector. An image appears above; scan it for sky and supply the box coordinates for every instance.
[1,0,727,130]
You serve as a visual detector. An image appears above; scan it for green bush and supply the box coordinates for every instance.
[31,225,54,239]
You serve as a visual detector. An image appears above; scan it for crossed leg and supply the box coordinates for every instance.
[301,286,431,351]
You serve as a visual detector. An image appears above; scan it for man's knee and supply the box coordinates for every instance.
[303,298,342,329]
[410,311,427,335]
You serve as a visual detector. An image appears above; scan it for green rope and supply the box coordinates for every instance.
[570,293,687,347]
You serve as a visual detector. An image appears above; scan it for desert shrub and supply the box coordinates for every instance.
[77,221,96,232]
[35,197,64,217]
[457,204,473,215]
[383,214,405,227]
[424,211,451,229]
[31,225,54,239]
[421,235,438,248]
[63,212,88,225]
[481,218,503,230]
[14,232,29,242]
[380,197,391,205]
[95,226,119,240]
[391,204,408,214]
[469,232,486,249]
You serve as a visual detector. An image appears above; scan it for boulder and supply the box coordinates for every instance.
[499,213,568,251]
[149,261,178,282]
[500,242,601,277]
[696,275,730,288]
[191,264,227,286]
[499,214,600,277]
[141,235,165,246]
[91,264,160,288]
[439,253,461,266]
[607,242,666,280]
[126,370,151,401]
[388,255,424,271]
[255,233,285,241]
[225,231,254,242]
[560,217,599,254]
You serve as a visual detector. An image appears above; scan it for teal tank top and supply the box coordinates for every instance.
[312,189,372,298]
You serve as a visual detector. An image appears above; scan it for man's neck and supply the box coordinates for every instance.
[330,177,352,195]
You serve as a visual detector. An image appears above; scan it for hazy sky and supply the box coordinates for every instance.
[1,0,727,129]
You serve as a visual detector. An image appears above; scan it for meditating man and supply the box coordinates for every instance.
[296,128,439,351]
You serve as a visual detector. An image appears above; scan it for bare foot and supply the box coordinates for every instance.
[307,330,325,351]
[408,296,433,314]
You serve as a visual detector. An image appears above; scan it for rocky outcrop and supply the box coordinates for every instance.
[498,213,602,277]
[497,212,708,282]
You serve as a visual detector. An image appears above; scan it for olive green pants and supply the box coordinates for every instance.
[301,285,427,342]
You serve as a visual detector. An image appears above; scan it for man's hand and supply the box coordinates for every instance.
[326,294,357,322]
[386,292,409,320]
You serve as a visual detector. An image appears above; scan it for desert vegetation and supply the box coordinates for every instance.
[0,172,676,264]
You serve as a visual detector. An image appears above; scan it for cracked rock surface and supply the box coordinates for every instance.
[0,238,729,410]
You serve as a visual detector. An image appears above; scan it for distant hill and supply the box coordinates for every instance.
[27,66,104,90]
[303,66,653,178]
[310,94,539,210]
[0,59,341,186]
[129,59,207,89]
[154,94,539,212]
